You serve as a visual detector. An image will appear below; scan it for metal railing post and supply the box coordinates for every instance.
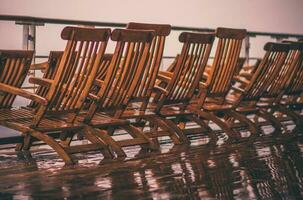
[244,36,250,65]
[16,21,44,90]
[21,24,36,51]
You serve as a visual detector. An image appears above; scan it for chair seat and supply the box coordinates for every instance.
[159,106,193,117]
[0,108,33,121]
[79,112,130,128]
[122,108,155,118]
[235,106,257,113]
[0,108,82,132]
[202,103,233,111]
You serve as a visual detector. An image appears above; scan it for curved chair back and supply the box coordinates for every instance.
[242,42,290,101]
[283,42,303,96]
[86,29,155,120]
[266,42,303,98]
[162,32,215,105]
[206,27,247,97]
[126,22,171,107]
[33,26,110,126]
[0,50,33,108]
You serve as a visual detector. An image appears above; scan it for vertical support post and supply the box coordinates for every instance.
[244,36,250,65]
[22,24,36,52]
[17,21,43,91]
[22,24,36,78]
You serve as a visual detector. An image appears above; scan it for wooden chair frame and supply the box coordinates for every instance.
[230,42,292,134]
[81,28,159,157]
[0,50,34,108]
[145,31,217,144]
[118,23,198,147]
[271,41,303,130]
[0,26,112,164]
[186,27,256,142]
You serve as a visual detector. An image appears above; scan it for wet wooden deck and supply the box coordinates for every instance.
[0,127,302,199]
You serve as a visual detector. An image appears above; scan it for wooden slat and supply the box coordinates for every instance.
[64,143,104,154]
[117,138,148,147]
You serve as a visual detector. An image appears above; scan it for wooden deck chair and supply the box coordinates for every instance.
[0,50,34,108]
[257,42,303,131]
[82,28,159,157]
[0,26,111,164]
[117,23,193,146]
[185,28,256,142]
[230,42,291,134]
[28,51,63,108]
[124,22,171,111]
[273,42,303,128]
[149,31,216,144]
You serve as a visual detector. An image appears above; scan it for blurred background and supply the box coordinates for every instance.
[1,0,303,59]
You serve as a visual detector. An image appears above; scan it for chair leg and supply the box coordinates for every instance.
[121,124,159,151]
[147,116,189,145]
[88,127,127,158]
[161,118,190,144]
[276,106,303,131]
[256,109,282,134]
[59,131,74,147]
[194,110,240,141]
[30,130,74,165]
[83,126,115,159]
[186,115,218,144]
[15,133,32,151]
[225,110,259,139]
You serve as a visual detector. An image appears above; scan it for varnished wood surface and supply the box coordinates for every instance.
[1,25,303,166]
[0,130,302,199]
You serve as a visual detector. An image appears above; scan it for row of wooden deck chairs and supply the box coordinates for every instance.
[0,23,303,164]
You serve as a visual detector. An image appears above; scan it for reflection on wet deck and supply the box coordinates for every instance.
[0,131,303,199]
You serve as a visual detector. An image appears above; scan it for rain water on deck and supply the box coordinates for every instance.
[0,126,302,200]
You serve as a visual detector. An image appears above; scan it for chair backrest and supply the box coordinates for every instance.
[284,42,303,96]
[29,51,63,108]
[206,27,247,97]
[96,53,113,80]
[242,42,289,101]
[85,29,155,120]
[0,50,33,108]
[32,26,110,126]
[163,32,215,104]
[265,42,303,98]
[126,22,171,103]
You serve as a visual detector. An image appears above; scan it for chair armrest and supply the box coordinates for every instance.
[158,71,173,78]
[231,86,246,94]
[242,65,255,71]
[0,83,48,105]
[238,72,253,80]
[30,61,48,71]
[157,74,171,83]
[29,77,53,87]
[88,93,100,102]
[199,81,208,90]
[233,75,250,85]
[94,78,104,87]
[152,85,168,96]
